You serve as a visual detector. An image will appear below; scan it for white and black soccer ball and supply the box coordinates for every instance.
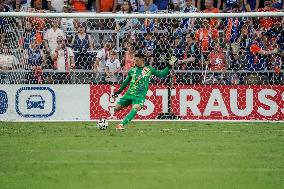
[97,118,108,130]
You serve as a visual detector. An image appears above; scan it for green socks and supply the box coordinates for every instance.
[122,108,138,126]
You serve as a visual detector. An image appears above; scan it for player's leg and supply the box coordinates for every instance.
[114,104,125,112]
[114,95,132,112]
[117,98,144,130]
[120,104,142,126]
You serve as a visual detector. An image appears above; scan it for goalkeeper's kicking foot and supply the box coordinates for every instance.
[116,124,125,130]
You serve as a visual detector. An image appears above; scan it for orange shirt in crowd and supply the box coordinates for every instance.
[72,0,87,12]
[250,44,261,55]
[208,51,226,71]
[258,7,279,29]
[195,28,219,52]
[99,0,115,12]
[203,8,219,28]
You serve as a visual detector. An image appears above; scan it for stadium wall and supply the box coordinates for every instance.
[1,84,284,121]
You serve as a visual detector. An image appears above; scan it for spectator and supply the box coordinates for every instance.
[178,33,200,70]
[61,3,75,44]
[272,0,284,9]
[196,0,221,11]
[139,0,158,32]
[257,0,279,31]
[105,50,121,83]
[94,39,114,81]
[31,0,50,10]
[96,0,117,12]
[172,36,184,68]
[172,19,183,39]
[51,36,75,84]
[245,32,278,72]
[153,33,171,69]
[71,22,94,69]
[195,18,219,52]
[225,3,242,45]
[15,0,32,11]
[143,32,155,50]
[139,0,158,12]
[21,23,43,49]
[204,42,226,84]
[219,0,238,11]
[172,0,185,11]
[245,0,260,11]
[28,0,47,32]
[208,42,226,71]
[153,0,169,10]
[44,18,66,54]
[203,0,220,28]
[129,0,144,11]
[25,38,46,84]
[115,0,140,38]
[181,0,198,32]
[0,45,20,84]
[121,42,135,76]
[72,0,87,12]
[46,0,65,12]
[0,1,11,47]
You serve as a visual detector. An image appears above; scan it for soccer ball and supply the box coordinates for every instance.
[97,118,108,130]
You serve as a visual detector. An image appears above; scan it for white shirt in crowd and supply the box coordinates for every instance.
[106,59,121,73]
[47,0,65,12]
[44,28,66,51]
[51,47,74,71]
[0,54,19,70]
[61,18,75,33]
[96,48,110,73]
[106,58,121,82]
[20,0,32,11]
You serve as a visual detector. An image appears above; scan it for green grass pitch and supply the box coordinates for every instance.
[0,121,284,189]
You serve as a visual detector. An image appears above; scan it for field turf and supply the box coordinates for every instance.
[0,121,284,189]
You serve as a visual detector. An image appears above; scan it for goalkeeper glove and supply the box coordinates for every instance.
[167,56,178,68]
[112,90,122,98]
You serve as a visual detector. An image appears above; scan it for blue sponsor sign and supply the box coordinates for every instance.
[15,87,56,118]
[0,90,8,114]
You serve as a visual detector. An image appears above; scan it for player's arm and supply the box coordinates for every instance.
[112,70,132,97]
[151,56,177,77]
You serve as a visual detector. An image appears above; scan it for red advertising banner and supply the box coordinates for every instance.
[90,85,284,121]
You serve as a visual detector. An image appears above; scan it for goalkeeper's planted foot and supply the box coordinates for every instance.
[116,124,125,130]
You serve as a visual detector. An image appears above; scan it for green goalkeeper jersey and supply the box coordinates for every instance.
[118,66,170,99]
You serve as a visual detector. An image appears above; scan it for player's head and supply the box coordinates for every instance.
[134,51,145,67]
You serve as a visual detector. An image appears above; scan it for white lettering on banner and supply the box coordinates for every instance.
[156,89,176,113]
[230,89,253,116]
[257,89,278,116]
[204,89,229,116]
[138,90,155,116]
[180,89,201,116]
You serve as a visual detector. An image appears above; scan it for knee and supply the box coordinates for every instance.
[114,104,123,112]
[133,104,142,111]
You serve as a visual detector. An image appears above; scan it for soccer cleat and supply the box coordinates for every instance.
[116,124,125,130]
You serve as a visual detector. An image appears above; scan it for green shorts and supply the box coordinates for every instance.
[117,95,145,108]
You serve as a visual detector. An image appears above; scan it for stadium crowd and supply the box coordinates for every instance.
[0,0,284,84]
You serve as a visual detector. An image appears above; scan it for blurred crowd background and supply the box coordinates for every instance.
[0,0,284,85]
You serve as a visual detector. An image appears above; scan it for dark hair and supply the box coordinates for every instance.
[135,51,144,58]
[122,0,132,13]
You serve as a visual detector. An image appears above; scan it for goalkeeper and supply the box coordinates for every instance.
[112,51,177,130]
